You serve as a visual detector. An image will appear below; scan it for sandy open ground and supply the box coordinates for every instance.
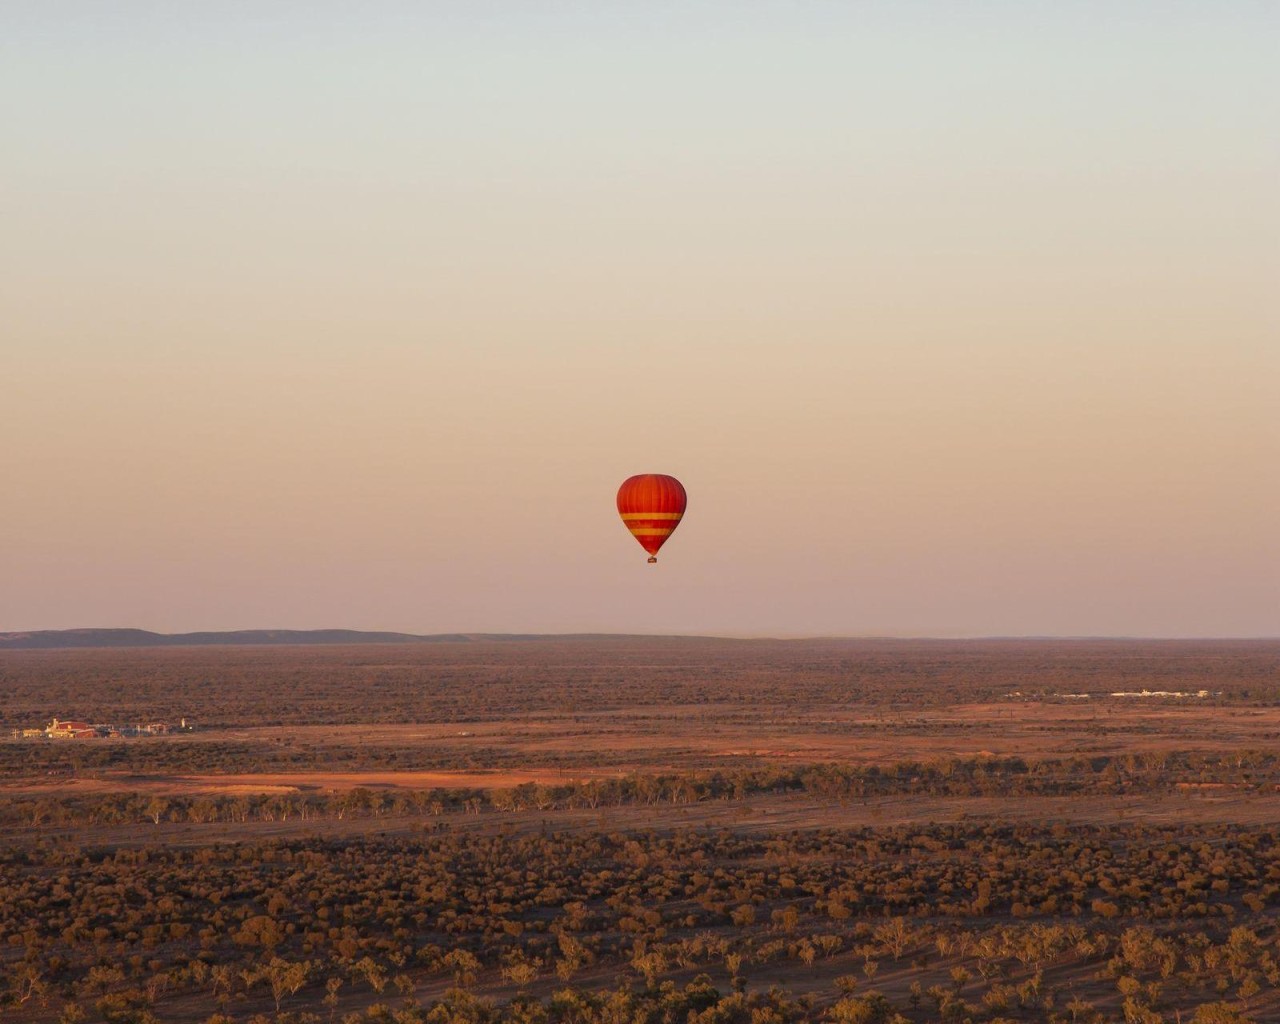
[0,766,620,797]
[429,698,1280,762]
[5,698,1278,797]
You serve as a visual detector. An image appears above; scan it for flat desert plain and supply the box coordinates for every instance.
[0,637,1277,1023]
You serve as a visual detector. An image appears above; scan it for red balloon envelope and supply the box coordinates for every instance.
[617,474,687,564]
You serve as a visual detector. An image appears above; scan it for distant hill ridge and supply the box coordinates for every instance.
[0,624,711,647]
[0,624,560,647]
[1,629,1269,650]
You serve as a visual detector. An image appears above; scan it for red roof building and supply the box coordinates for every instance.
[48,718,98,739]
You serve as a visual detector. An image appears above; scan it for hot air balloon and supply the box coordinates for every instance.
[617,474,687,563]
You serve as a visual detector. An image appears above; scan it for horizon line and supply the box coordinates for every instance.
[1,626,1277,648]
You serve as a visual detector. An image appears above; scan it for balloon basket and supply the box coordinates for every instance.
[647,556,657,564]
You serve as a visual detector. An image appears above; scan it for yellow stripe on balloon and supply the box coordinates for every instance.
[628,527,674,537]
[620,512,683,521]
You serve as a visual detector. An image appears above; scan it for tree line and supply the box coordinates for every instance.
[4,751,1279,830]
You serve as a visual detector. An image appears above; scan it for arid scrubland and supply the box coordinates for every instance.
[0,638,1277,1023]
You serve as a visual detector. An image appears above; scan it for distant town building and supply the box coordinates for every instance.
[47,718,99,739]
[1109,690,1212,699]
[11,716,187,740]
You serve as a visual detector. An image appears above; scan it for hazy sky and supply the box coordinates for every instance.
[3,2,1277,636]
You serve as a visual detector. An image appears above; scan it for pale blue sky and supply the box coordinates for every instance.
[3,2,1277,635]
